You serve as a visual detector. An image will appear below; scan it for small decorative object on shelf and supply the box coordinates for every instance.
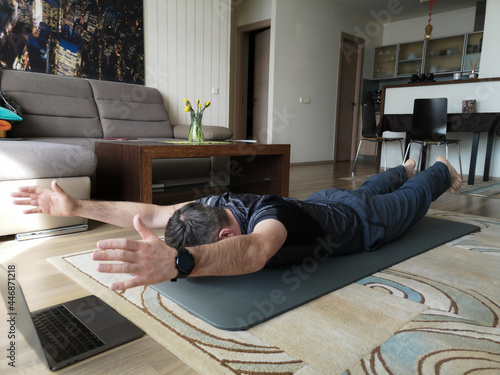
[462,100,476,113]
[468,58,479,79]
[183,98,211,143]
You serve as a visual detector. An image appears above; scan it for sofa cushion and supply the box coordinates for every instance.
[0,141,97,180]
[172,125,233,141]
[0,70,103,138]
[18,137,98,152]
[89,80,173,138]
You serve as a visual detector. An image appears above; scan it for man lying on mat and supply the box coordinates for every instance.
[11,156,462,291]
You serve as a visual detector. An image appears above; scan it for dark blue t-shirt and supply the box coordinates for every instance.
[196,192,364,266]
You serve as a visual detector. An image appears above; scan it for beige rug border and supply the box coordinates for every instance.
[48,252,231,375]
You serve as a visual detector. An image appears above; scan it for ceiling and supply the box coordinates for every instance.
[331,0,481,23]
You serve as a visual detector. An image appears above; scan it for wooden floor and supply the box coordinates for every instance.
[1,159,499,374]
[289,159,500,220]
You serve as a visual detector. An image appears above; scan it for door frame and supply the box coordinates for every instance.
[334,32,365,161]
[234,19,271,140]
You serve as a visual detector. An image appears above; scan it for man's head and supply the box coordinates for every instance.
[164,202,233,248]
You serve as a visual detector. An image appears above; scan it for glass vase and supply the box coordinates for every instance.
[189,113,204,143]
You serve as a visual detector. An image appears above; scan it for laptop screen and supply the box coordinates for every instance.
[0,264,51,369]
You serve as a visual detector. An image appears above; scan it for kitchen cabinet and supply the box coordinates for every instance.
[397,41,424,77]
[424,35,465,74]
[373,32,484,79]
[464,31,483,72]
[373,45,397,79]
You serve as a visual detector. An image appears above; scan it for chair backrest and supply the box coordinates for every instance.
[411,98,448,141]
[361,104,378,138]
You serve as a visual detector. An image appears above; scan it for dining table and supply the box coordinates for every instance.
[377,112,500,185]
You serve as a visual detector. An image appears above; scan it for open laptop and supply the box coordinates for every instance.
[0,265,144,371]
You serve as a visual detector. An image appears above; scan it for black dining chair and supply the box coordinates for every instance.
[404,98,463,179]
[352,104,404,177]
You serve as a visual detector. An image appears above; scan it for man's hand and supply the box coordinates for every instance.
[92,214,178,291]
[11,180,78,216]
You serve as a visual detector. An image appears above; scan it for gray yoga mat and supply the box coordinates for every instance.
[151,217,479,331]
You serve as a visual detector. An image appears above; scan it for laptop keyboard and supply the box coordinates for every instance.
[32,305,105,362]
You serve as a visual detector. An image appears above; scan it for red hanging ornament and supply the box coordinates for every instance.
[424,0,439,40]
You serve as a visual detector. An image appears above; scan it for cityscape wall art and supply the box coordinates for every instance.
[0,0,144,84]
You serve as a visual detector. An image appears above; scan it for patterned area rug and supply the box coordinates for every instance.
[48,210,500,374]
[458,180,500,199]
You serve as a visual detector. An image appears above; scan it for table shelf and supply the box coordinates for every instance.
[151,175,276,205]
[95,141,290,204]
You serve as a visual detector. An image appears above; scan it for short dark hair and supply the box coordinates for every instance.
[164,202,231,248]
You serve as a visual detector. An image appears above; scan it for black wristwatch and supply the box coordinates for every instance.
[171,247,195,282]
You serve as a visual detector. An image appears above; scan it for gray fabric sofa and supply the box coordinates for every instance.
[0,69,232,237]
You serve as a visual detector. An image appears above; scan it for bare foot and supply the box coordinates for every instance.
[436,156,463,193]
[403,159,416,179]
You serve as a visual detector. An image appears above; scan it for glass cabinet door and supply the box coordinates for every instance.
[464,31,483,72]
[397,41,424,77]
[373,45,397,78]
[424,35,465,74]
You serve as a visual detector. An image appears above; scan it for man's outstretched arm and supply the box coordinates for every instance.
[190,218,287,277]
[92,215,287,290]
[11,180,190,229]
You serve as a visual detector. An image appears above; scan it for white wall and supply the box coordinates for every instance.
[231,0,272,25]
[144,0,231,128]
[384,82,500,115]
[382,8,476,46]
[478,0,500,78]
[257,0,377,163]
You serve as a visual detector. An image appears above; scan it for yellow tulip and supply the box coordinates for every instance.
[182,98,211,115]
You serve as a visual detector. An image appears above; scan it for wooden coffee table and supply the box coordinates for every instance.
[95,140,290,204]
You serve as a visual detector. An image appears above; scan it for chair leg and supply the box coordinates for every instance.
[405,141,423,172]
[437,143,463,181]
[416,143,423,174]
[456,142,463,181]
[403,141,412,162]
[399,140,404,164]
[372,142,378,169]
[352,140,363,177]
[383,141,387,171]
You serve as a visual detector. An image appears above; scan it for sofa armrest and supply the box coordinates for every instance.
[173,125,233,141]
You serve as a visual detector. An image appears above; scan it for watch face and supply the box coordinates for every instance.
[177,252,195,273]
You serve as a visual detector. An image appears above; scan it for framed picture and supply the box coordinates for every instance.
[0,0,144,84]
